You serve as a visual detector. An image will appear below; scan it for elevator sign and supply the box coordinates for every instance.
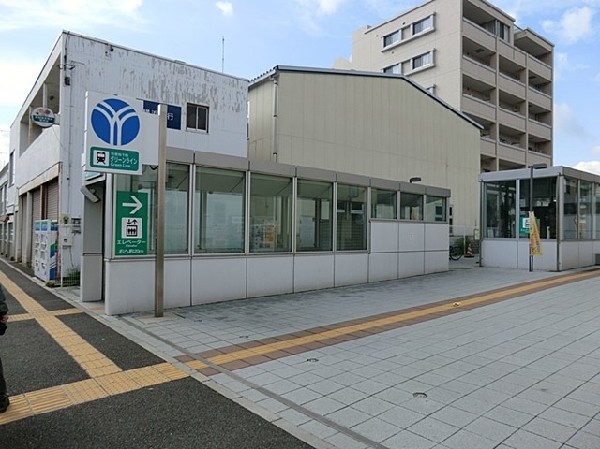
[115,191,148,256]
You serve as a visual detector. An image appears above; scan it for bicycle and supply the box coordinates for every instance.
[449,245,462,261]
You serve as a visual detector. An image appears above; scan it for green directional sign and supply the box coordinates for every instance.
[115,191,148,256]
[90,146,141,175]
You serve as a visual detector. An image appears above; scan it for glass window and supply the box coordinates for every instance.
[383,64,401,75]
[186,103,209,132]
[195,167,245,253]
[425,195,446,222]
[412,51,432,70]
[563,178,578,240]
[249,173,292,253]
[412,16,432,35]
[114,163,189,255]
[579,181,593,239]
[383,31,400,47]
[519,177,557,239]
[400,193,423,221]
[296,180,333,251]
[484,181,516,238]
[165,164,190,253]
[337,184,367,251]
[371,188,397,219]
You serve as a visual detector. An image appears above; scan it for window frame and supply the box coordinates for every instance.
[412,16,433,36]
[383,30,400,48]
[186,103,209,132]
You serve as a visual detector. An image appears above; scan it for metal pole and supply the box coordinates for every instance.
[155,104,167,317]
[529,165,533,272]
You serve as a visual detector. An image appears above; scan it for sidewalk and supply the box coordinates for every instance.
[58,263,600,449]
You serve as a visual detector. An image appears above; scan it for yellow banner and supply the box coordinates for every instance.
[529,211,543,256]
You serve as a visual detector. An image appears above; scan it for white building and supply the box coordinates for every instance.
[334,0,554,173]
[8,31,247,308]
[248,66,482,235]
[7,33,475,315]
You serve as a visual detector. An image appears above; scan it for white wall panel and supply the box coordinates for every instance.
[561,242,580,270]
[368,253,398,282]
[370,222,399,253]
[425,224,449,251]
[191,258,247,305]
[335,253,369,287]
[398,252,425,278]
[399,223,425,252]
[578,242,594,267]
[293,254,335,292]
[164,259,191,309]
[105,259,191,314]
[105,260,155,314]
[425,251,448,274]
[481,240,518,268]
[247,256,294,298]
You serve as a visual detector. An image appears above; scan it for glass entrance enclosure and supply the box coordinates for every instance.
[480,166,600,270]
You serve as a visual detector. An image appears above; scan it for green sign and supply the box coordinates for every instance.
[519,216,531,235]
[115,191,148,256]
[90,146,141,175]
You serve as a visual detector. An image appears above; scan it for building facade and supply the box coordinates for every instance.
[248,66,482,234]
[7,33,460,315]
[8,31,248,297]
[480,167,600,271]
[334,0,554,173]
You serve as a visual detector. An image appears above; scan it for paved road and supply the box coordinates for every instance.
[3,257,600,449]
[0,263,315,449]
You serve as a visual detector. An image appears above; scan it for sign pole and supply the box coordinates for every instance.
[155,104,167,317]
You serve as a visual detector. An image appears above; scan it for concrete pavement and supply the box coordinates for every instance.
[10,258,600,449]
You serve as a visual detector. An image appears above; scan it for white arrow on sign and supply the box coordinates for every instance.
[123,195,142,214]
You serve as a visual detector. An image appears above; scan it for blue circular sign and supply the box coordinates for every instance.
[91,98,140,146]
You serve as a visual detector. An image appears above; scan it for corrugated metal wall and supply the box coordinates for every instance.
[46,179,59,221]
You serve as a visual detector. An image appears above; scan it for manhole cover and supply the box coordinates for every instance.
[412,392,428,399]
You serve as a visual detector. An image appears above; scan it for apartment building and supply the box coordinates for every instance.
[334,0,554,172]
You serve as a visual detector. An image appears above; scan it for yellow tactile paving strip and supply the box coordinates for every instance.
[9,309,82,323]
[187,269,600,372]
[0,272,191,426]
[1,268,598,425]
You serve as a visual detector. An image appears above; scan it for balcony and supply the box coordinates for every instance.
[498,108,526,132]
[527,55,552,82]
[498,141,526,165]
[463,56,496,87]
[462,94,496,123]
[498,73,526,99]
[528,151,552,167]
[528,87,552,111]
[497,39,527,67]
[480,137,496,157]
[462,18,496,53]
[528,119,552,140]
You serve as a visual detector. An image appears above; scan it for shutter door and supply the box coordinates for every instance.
[46,179,60,221]
[31,188,42,261]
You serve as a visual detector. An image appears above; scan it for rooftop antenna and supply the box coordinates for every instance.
[221,36,225,73]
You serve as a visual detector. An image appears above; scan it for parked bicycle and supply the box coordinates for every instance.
[449,245,462,261]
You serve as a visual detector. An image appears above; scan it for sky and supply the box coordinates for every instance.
[0,0,599,173]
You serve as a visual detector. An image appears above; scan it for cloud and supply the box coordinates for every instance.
[574,160,600,175]
[301,0,347,15]
[554,103,589,138]
[554,52,590,81]
[215,1,233,16]
[294,0,347,33]
[0,0,145,32]
[0,60,41,108]
[542,6,595,44]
